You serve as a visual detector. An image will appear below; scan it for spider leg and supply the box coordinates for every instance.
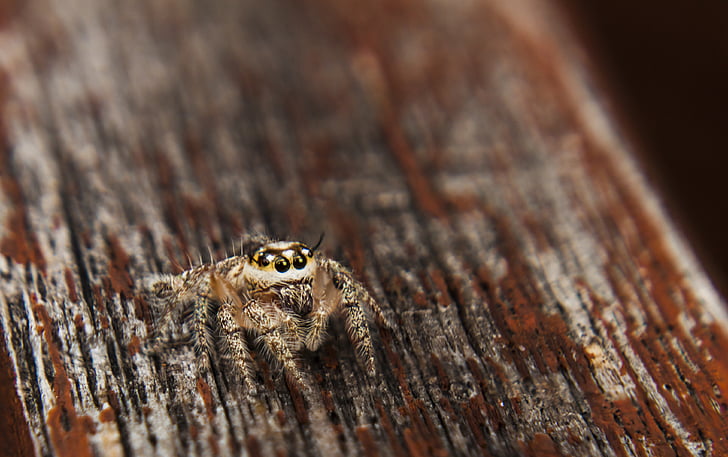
[148,268,217,364]
[256,327,306,388]
[365,290,392,328]
[146,275,180,352]
[305,265,340,351]
[210,273,305,390]
[191,293,217,366]
[208,272,258,394]
[320,259,377,374]
[320,259,391,327]
[305,311,330,352]
[345,299,376,374]
[245,303,305,388]
[217,298,258,395]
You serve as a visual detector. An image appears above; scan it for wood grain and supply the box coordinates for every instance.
[1,0,727,456]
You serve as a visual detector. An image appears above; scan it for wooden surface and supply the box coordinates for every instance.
[559,1,728,301]
[1,0,728,456]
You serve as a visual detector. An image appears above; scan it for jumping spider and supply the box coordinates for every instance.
[148,235,388,394]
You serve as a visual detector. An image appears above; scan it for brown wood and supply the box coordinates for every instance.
[1,0,728,456]
[557,0,728,302]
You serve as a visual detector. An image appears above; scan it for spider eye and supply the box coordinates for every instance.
[257,254,270,267]
[274,256,290,273]
[292,255,307,269]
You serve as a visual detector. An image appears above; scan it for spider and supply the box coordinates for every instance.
[148,235,389,394]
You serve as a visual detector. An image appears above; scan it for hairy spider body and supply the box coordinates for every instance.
[149,236,388,394]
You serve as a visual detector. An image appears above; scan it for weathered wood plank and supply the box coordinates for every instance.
[1,0,728,456]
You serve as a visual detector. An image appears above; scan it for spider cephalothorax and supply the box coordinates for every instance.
[148,236,388,395]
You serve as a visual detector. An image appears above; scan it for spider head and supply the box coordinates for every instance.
[244,241,317,284]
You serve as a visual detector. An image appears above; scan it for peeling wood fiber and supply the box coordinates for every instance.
[1,0,728,456]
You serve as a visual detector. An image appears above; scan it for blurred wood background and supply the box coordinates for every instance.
[560,1,728,303]
[1,0,728,456]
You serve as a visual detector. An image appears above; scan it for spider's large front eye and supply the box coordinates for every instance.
[274,256,290,273]
[292,255,307,269]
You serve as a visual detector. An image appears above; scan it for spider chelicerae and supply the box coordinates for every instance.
[147,235,389,394]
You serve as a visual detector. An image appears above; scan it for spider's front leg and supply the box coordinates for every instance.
[319,259,387,374]
[217,297,258,395]
[210,273,306,391]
